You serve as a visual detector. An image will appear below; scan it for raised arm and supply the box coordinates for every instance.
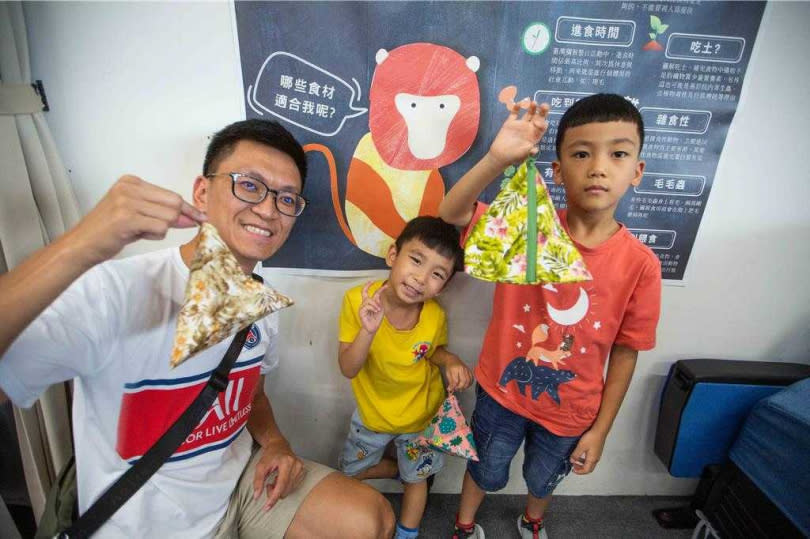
[338,282,386,378]
[439,100,550,227]
[0,175,204,377]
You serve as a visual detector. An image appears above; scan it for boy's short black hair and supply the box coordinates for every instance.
[555,94,644,157]
[203,119,308,190]
[395,216,465,276]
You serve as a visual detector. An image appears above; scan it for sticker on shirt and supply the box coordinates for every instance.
[244,323,261,350]
[116,356,262,463]
[411,341,431,362]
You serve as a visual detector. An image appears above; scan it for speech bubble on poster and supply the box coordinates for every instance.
[247,51,367,136]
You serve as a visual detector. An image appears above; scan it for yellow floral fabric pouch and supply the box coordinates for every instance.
[464,158,592,284]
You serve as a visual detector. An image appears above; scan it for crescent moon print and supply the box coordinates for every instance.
[546,287,589,326]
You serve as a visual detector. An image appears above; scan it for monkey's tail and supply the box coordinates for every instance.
[302,143,356,245]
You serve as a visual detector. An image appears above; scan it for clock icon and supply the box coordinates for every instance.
[523,22,551,55]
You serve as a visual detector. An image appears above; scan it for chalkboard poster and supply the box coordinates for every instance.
[235,1,765,281]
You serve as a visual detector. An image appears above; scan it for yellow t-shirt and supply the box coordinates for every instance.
[339,280,447,433]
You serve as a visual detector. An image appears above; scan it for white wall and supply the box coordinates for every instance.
[24,2,810,495]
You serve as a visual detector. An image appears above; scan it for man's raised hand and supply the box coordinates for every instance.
[69,175,206,265]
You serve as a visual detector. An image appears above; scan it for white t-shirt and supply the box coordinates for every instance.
[0,247,279,537]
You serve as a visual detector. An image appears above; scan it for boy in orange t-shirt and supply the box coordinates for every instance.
[440,94,661,539]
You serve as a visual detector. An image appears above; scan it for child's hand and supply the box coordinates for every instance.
[569,429,607,475]
[359,281,386,333]
[443,354,474,392]
[488,100,550,169]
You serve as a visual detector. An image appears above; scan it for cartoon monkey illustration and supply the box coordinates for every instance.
[305,43,481,258]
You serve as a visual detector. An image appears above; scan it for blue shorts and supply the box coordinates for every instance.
[339,409,444,483]
[467,384,581,498]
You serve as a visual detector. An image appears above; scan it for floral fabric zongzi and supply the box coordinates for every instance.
[464,158,592,284]
[415,394,478,461]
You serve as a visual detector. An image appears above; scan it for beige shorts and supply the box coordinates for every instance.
[214,447,336,539]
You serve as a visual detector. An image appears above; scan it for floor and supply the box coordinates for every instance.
[383,493,696,538]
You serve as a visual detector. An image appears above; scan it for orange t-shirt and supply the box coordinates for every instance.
[465,204,661,436]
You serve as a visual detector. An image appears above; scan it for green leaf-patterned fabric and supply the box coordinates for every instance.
[464,158,592,284]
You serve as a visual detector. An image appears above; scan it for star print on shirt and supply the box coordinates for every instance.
[593,321,601,330]
[516,342,523,349]
[580,346,587,354]
[523,304,531,313]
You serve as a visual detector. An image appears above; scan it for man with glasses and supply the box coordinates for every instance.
[0,119,395,538]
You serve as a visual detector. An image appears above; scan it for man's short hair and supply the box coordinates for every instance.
[395,216,464,275]
[204,119,308,190]
[555,94,645,157]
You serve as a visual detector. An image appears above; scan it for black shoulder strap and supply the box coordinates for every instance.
[59,274,264,538]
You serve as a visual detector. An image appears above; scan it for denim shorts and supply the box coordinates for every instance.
[339,409,444,483]
[467,384,580,498]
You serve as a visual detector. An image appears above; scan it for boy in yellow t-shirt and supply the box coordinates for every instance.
[338,216,473,539]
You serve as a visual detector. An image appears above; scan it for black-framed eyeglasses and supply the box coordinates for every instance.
[205,172,308,217]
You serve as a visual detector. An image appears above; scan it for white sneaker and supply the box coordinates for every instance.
[517,514,548,539]
[452,522,485,539]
